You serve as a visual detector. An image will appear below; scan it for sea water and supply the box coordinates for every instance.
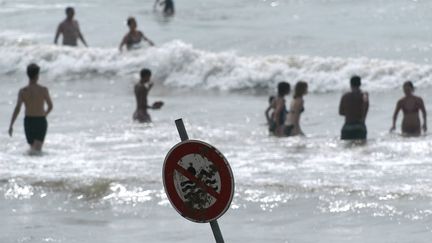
[1,0,432,242]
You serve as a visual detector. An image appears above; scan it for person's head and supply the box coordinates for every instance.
[294,81,308,98]
[350,75,361,89]
[403,81,414,95]
[127,17,137,30]
[277,81,290,97]
[65,7,75,20]
[268,96,275,105]
[27,63,40,82]
[140,68,152,82]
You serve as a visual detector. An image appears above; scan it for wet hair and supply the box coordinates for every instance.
[277,82,290,96]
[268,96,275,104]
[404,81,414,90]
[140,68,151,78]
[350,75,361,88]
[65,7,74,14]
[294,81,308,98]
[27,63,40,80]
[127,17,136,27]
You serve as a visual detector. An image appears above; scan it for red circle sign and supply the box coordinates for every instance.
[163,140,235,223]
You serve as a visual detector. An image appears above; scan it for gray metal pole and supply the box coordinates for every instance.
[174,118,225,243]
[210,220,225,243]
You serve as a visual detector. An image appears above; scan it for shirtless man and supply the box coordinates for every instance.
[54,7,88,47]
[339,76,369,140]
[8,63,53,152]
[390,81,427,136]
[133,69,162,123]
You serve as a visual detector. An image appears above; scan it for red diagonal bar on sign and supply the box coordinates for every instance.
[174,164,220,200]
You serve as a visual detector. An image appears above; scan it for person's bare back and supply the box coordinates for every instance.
[9,64,53,152]
[20,84,51,117]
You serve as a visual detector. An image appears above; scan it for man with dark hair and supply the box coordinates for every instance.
[54,7,88,47]
[133,69,163,123]
[339,75,369,140]
[8,63,53,152]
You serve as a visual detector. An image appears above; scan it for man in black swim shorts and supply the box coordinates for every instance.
[8,63,53,152]
[339,76,369,140]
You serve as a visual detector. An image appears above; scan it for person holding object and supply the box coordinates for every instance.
[54,7,88,47]
[8,63,53,152]
[119,17,155,51]
[339,76,369,140]
[133,69,163,123]
[390,81,427,136]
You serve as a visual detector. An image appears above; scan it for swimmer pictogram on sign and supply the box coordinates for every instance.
[163,139,234,223]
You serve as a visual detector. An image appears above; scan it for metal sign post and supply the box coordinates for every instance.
[163,119,234,243]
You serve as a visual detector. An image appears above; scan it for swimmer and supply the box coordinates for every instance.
[54,7,88,47]
[339,76,369,140]
[133,69,163,123]
[8,63,53,152]
[154,0,175,16]
[119,17,155,51]
[272,82,291,136]
[285,81,308,136]
[390,81,427,136]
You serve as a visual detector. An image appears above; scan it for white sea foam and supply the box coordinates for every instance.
[1,34,432,92]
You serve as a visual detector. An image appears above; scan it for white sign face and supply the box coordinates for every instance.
[173,153,222,210]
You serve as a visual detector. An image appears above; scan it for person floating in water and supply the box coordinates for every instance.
[285,81,308,136]
[339,76,369,140]
[154,0,175,17]
[119,17,155,51]
[54,7,88,47]
[390,81,427,136]
[133,69,163,123]
[271,81,291,136]
[8,63,53,152]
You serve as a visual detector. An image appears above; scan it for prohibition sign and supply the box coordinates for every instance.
[163,139,234,223]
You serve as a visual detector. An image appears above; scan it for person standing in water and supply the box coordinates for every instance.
[8,64,53,152]
[285,81,308,136]
[339,76,369,140]
[133,69,163,123]
[119,17,155,51]
[154,0,175,16]
[390,81,427,136]
[54,7,88,47]
[272,82,291,136]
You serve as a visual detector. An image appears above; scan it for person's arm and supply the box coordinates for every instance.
[119,35,127,52]
[76,21,88,47]
[54,23,62,44]
[390,100,402,132]
[8,90,24,137]
[265,105,272,124]
[273,99,285,136]
[140,32,155,46]
[419,98,427,132]
[362,92,369,121]
[339,95,345,116]
[44,88,53,116]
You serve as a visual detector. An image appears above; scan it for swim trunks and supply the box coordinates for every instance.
[24,116,47,144]
[341,122,367,140]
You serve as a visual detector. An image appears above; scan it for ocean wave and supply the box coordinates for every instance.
[1,34,432,92]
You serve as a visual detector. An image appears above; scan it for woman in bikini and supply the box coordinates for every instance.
[285,81,308,136]
[119,17,155,51]
[390,81,427,136]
